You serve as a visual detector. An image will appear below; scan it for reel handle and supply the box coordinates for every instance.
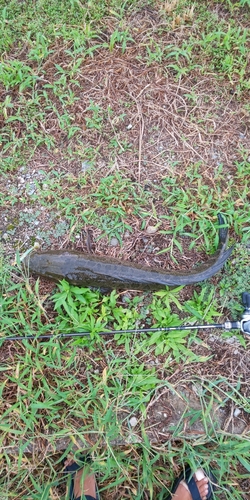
[242,292,250,311]
[243,322,250,334]
[242,292,250,335]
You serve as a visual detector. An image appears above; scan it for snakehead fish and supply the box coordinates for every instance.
[24,214,233,291]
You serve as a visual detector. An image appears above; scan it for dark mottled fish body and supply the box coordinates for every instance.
[24,214,233,290]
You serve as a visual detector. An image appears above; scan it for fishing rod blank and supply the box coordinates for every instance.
[1,292,250,342]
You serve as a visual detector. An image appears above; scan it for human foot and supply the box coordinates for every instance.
[64,457,97,499]
[167,467,215,500]
[172,470,209,500]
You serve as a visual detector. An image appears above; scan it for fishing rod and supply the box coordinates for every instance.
[1,292,250,342]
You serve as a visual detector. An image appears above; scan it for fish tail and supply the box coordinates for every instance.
[217,213,228,249]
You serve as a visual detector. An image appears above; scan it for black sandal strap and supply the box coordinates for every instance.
[187,475,202,500]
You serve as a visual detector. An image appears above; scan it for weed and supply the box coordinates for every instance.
[139,287,208,361]
[0,256,50,339]
[219,243,250,316]
[27,32,53,62]
[108,137,133,154]
[0,94,13,119]
[89,173,147,217]
[184,285,220,323]
[108,28,134,53]
[146,41,165,65]
[0,60,38,91]
[85,100,104,130]
[198,25,249,83]
[165,43,192,64]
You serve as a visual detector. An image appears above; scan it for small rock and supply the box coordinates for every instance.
[110,237,119,247]
[225,336,239,344]
[127,124,132,130]
[192,383,203,396]
[129,417,138,427]
[146,225,158,235]
[124,230,130,238]
[211,151,219,160]
[26,183,36,195]
[234,408,241,418]
[121,293,131,303]
[147,245,154,253]
[81,161,91,173]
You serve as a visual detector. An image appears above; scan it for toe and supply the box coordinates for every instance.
[197,477,208,485]
[195,476,209,500]
[199,481,209,500]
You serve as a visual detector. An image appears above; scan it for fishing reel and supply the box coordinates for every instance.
[241,292,250,334]
[223,292,250,335]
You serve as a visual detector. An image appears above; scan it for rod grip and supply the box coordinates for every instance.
[242,292,250,310]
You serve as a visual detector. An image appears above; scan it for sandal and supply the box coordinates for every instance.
[64,455,98,500]
[164,465,217,500]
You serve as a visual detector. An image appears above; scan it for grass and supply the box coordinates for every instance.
[1,253,250,498]
[1,0,250,498]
